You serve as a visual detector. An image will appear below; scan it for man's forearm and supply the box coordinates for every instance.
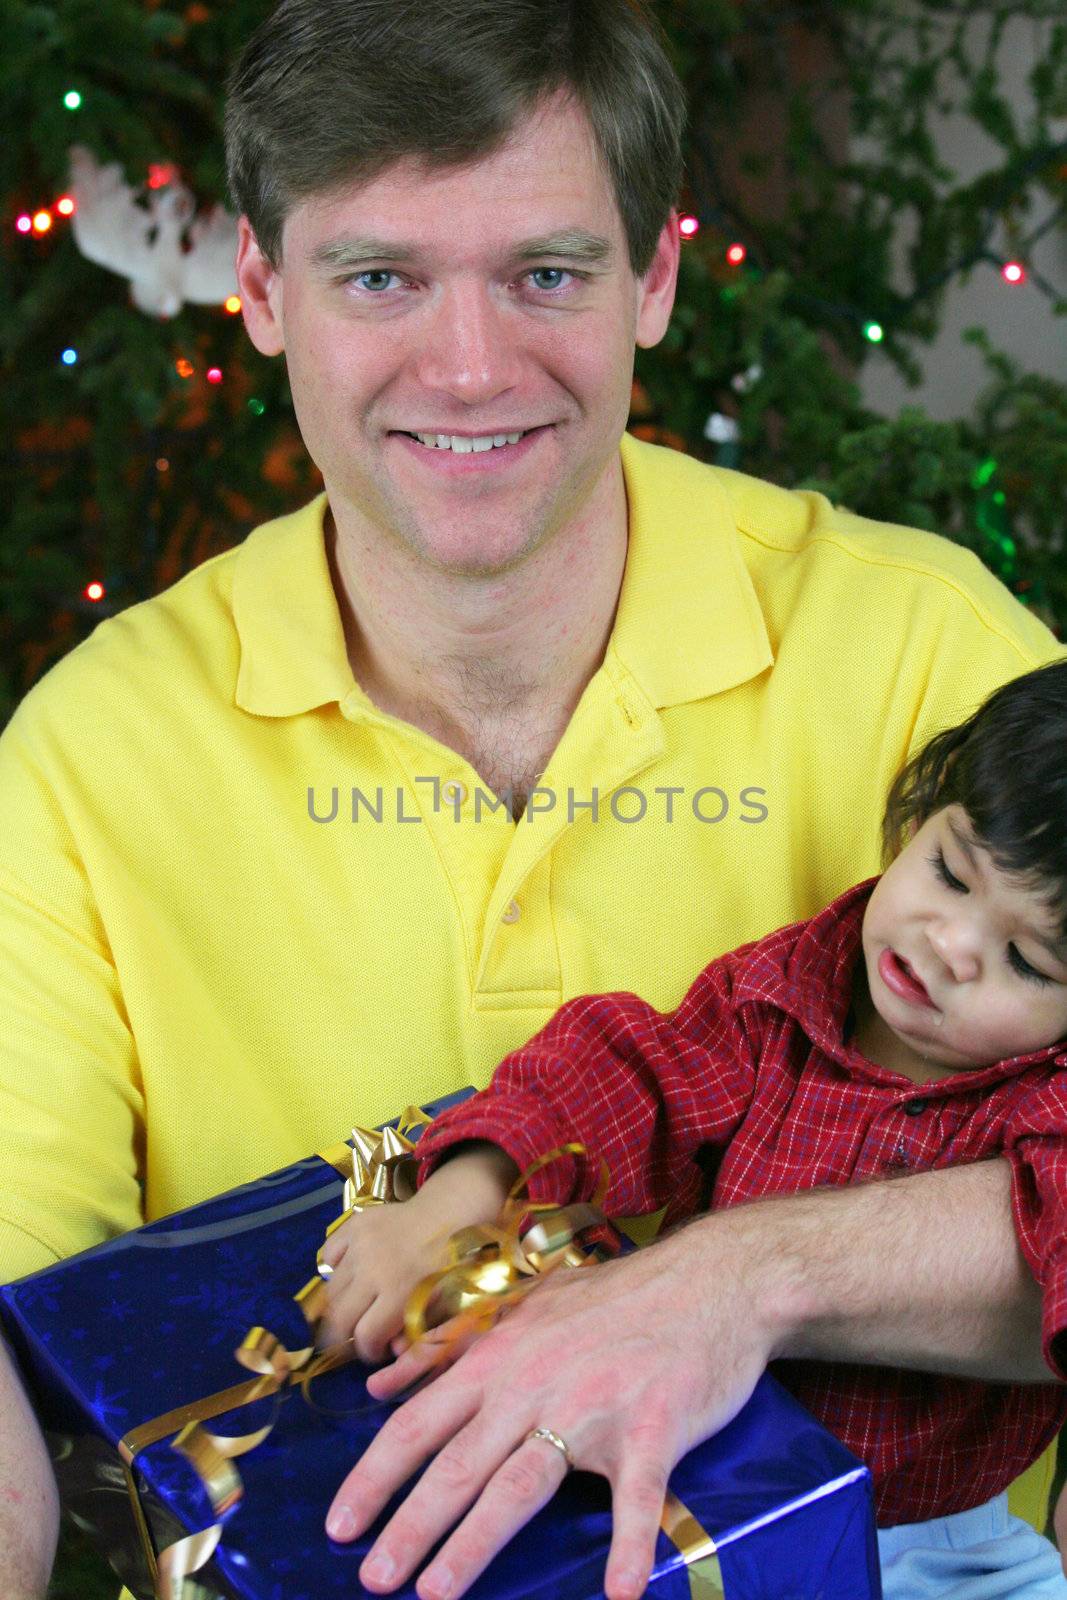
[708,1157,1051,1383]
[0,1338,58,1599]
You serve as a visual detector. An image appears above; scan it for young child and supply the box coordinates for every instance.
[322,659,1067,1597]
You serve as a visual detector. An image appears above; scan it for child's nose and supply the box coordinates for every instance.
[927,918,981,982]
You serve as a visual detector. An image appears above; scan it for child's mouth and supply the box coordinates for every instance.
[879,948,936,1008]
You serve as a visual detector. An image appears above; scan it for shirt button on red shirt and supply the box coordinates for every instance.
[902,1097,928,1116]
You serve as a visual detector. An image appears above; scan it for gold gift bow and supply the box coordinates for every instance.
[117,1119,722,1598]
[403,1142,612,1349]
[117,1108,431,1599]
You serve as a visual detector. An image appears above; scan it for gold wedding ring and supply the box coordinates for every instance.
[524,1426,575,1469]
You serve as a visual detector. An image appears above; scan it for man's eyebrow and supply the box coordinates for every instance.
[308,229,616,273]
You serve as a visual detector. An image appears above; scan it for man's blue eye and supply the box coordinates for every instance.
[355,271,396,292]
[531,268,567,291]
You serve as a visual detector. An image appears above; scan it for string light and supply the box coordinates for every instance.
[32,211,53,234]
[863,321,885,343]
[224,296,242,314]
[679,215,700,238]
[147,163,178,190]
[247,398,266,416]
[56,196,76,217]
[726,243,747,265]
[206,367,223,384]
[15,214,31,234]
[63,90,82,110]
[61,349,78,365]
[175,359,194,379]
[83,581,105,603]
[1001,260,1026,285]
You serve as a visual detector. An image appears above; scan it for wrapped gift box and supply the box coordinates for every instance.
[0,1097,880,1600]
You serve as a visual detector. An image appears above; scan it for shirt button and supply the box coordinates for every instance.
[502,900,521,925]
[902,1098,928,1116]
[442,780,467,806]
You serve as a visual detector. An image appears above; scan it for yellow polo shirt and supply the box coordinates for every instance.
[0,433,1059,1536]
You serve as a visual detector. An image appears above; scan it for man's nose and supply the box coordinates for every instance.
[414,282,524,406]
[926,917,981,982]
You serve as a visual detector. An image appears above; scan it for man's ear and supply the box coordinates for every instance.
[234,216,285,357]
[635,211,681,351]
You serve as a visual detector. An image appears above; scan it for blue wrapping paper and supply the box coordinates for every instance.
[0,1097,880,1600]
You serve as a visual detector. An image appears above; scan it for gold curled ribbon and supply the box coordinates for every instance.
[403,1143,612,1351]
[115,1112,430,1599]
[114,1123,622,1600]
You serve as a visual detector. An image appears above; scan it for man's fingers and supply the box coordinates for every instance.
[602,1454,673,1600]
[367,1431,570,1599]
[326,1367,480,1543]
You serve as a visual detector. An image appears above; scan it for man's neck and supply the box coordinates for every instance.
[325,462,629,807]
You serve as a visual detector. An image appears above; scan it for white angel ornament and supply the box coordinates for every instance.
[67,144,239,319]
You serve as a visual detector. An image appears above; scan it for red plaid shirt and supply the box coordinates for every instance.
[417,879,1067,1526]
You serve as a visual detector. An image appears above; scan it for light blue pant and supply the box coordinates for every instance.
[878,1493,1067,1599]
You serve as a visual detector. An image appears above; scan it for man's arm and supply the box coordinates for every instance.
[325,1158,1047,1600]
[0,1339,58,1599]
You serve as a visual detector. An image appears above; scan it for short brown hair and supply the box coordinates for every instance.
[223,0,686,278]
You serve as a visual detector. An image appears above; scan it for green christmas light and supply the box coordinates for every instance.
[863,321,884,343]
[247,398,266,416]
[63,90,82,110]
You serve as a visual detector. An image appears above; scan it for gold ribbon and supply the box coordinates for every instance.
[404,1143,611,1350]
[114,1119,718,1599]
[116,1110,430,1599]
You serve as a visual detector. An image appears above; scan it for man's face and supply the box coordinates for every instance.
[236,93,679,578]
[860,805,1067,1074]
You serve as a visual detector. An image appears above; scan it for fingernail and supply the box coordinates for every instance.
[612,1573,642,1600]
[363,1553,397,1584]
[426,1565,454,1600]
[326,1505,356,1540]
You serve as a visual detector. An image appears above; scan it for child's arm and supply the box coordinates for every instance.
[318,1142,518,1361]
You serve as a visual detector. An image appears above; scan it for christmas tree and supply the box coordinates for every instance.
[2,2,1065,1589]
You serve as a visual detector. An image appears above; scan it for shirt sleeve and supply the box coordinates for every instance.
[0,706,145,1283]
[416,951,759,1219]
[1001,1071,1067,1380]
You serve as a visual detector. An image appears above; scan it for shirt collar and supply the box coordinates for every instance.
[232,434,774,718]
[734,877,1067,1085]
[613,433,773,708]
[233,492,357,717]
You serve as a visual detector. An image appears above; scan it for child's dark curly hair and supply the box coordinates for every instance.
[882,658,1067,933]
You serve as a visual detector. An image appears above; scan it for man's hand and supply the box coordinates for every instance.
[324,1217,776,1600]
[323,1158,1050,1600]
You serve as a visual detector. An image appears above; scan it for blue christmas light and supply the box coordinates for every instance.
[61,348,78,365]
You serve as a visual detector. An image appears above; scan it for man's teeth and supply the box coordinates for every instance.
[411,431,526,453]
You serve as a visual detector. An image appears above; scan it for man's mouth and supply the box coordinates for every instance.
[396,428,539,454]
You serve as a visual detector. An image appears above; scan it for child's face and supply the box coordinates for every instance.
[860,804,1067,1077]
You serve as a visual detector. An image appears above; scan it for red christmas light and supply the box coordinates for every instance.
[679,214,700,238]
[726,243,746,265]
[84,581,105,603]
[206,367,223,384]
[1001,260,1026,285]
[56,195,76,216]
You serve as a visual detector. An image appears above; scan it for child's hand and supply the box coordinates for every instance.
[317,1143,517,1363]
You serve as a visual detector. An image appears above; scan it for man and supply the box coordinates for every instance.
[0,2,1062,1596]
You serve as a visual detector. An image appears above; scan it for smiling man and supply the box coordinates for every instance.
[0,2,1065,1598]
